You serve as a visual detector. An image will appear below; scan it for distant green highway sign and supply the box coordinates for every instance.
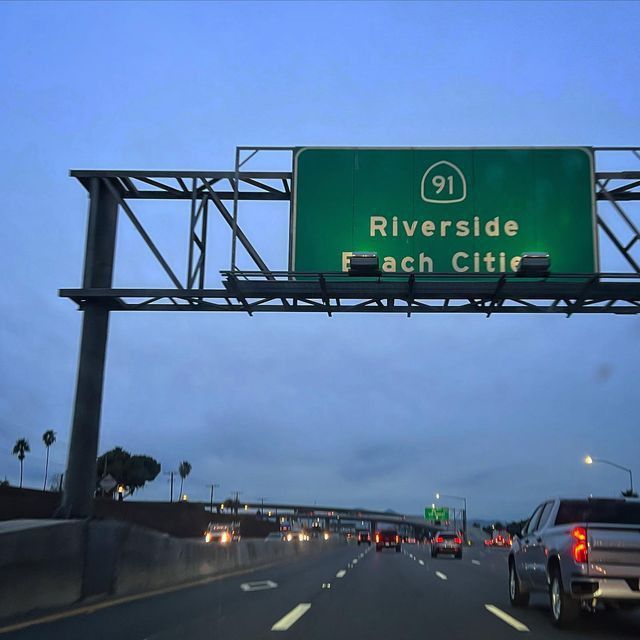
[425,507,449,521]
[292,148,597,275]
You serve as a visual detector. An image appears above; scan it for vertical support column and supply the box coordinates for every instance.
[230,147,240,271]
[60,178,118,518]
[462,504,467,543]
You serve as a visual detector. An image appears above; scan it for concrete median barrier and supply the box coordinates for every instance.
[114,525,342,596]
[0,520,84,620]
[0,519,344,621]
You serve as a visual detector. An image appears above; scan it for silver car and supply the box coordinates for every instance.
[509,497,640,627]
[431,531,463,558]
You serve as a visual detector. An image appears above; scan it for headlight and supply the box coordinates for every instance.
[221,532,229,543]
[323,532,329,540]
[287,533,293,542]
[205,533,212,543]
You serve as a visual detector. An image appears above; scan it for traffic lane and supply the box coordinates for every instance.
[287,542,531,640]
[414,543,640,638]
[0,542,361,640]
[146,542,372,640]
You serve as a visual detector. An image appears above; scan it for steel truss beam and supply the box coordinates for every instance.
[63,147,640,315]
[60,272,640,316]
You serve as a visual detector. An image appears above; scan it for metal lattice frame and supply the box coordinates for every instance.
[62,146,640,316]
[57,146,640,517]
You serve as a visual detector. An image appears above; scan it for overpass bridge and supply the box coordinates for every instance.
[207,501,448,538]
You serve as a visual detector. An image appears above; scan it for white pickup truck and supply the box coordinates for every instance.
[508,497,640,627]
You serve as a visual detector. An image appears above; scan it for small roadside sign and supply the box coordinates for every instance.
[99,474,117,492]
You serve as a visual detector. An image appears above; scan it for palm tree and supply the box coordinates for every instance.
[42,430,56,490]
[178,461,192,498]
[12,439,30,488]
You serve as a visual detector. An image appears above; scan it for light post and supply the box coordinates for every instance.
[207,483,220,512]
[584,456,635,495]
[436,493,467,541]
[164,471,176,502]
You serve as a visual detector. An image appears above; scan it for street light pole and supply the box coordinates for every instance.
[436,493,468,541]
[584,456,634,494]
[207,483,220,513]
[164,471,176,503]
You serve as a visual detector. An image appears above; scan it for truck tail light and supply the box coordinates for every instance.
[375,533,380,543]
[454,537,462,544]
[571,526,588,563]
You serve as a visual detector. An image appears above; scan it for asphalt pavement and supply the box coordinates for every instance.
[1,540,639,639]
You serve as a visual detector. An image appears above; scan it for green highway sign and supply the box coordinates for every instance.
[425,507,449,521]
[292,148,597,275]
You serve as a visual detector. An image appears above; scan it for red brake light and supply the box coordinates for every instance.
[571,527,588,563]
[436,536,444,543]
[454,537,462,544]
[571,526,587,541]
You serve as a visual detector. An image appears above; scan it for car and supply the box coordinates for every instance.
[509,497,640,627]
[264,531,284,542]
[492,534,511,548]
[204,522,240,543]
[375,529,401,552]
[357,531,371,545]
[484,533,510,548]
[431,531,463,558]
[284,530,310,542]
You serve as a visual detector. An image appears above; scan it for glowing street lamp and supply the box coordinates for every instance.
[584,455,634,494]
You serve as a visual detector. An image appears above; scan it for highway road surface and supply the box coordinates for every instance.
[2,541,639,639]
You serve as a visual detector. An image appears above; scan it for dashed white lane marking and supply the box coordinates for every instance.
[472,560,481,566]
[336,570,347,578]
[484,604,529,632]
[418,559,425,566]
[271,603,312,631]
[359,553,364,558]
[352,558,358,564]
[240,580,278,592]
[435,571,447,581]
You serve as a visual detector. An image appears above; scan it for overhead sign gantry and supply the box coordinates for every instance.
[58,146,640,518]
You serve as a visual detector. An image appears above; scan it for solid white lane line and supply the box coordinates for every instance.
[336,570,347,578]
[240,580,278,592]
[271,604,312,631]
[485,605,529,632]
[435,571,447,581]
[418,559,425,566]
[472,560,481,566]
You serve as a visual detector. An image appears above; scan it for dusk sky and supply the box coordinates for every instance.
[1,1,638,521]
